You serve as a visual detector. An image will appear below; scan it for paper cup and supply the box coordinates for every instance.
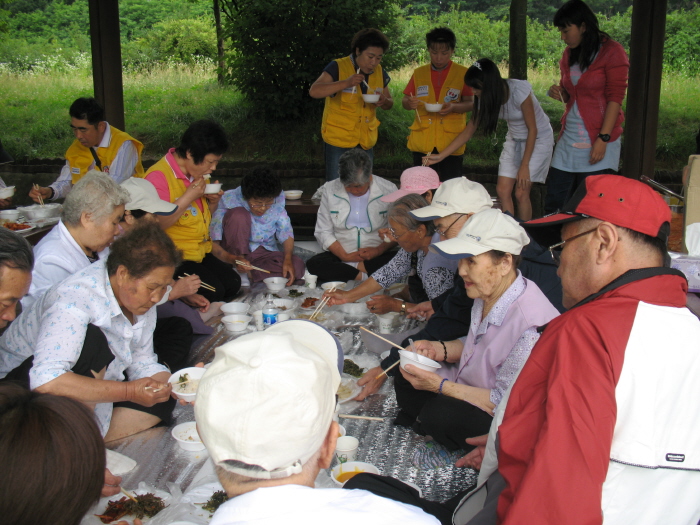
[304,274,318,289]
[376,312,398,334]
[252,310,263,330]
[335,435,359,464]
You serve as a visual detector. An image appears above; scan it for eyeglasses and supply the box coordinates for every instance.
[249,201,274,210]
[435,214,466,238]
[548,227,598,266]
[388,226,412,240]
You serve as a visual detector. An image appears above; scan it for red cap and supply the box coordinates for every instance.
[523,175,671,247]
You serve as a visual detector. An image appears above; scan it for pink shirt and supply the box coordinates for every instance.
[145,148,204,213]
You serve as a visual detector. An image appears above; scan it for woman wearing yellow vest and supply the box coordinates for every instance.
[145,120,242,303]
[403,28,473,182]
[310,28,393,182]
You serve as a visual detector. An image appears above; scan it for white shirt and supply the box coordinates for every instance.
[210,484,440,525]
[50,123,139,200]
[498,79,552,141]
[0,260,167,436]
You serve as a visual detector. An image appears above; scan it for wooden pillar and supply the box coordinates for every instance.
[621,0,667,179]
[88,0,125,130]
[509,0,528,80]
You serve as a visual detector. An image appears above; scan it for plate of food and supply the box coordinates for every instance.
[86,487,171,524]
[337,376,362,403]
[300,296,319,310]
[180,481,228,521]
[2,221,34,233]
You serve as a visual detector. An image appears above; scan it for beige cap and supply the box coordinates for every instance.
[121,178,177,215]
[410,177,492,220]
[431,208,530,259]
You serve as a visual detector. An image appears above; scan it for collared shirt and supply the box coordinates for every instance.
[0,260,167,436]
[145,148,205,212]
[209,186,293,251]
[51,123,139,200]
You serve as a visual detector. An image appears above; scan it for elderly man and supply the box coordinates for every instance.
[29,97,144,203]
[0,229,33,332]
[194,320,440,524]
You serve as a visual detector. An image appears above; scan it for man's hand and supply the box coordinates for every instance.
[455,434,489,470]
[354,366,387,401]
[366,295,400,315]
[407,301,434,320]
[29,185,52,204]
[124,377,172,407]
[102,468,122,497]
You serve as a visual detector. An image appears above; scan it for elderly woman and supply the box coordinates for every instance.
[145,119,240,302]
[394,209,559,459]
[23,170,127,308]
[210,167,305,285]
[309,28,393,181]
[307,149,398,284]
[0,224,178,443]
[325,193,457,314]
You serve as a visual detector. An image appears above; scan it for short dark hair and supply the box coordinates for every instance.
[488,249,522,269]
[426,27,456,50]
[69,97,104,126]
[175,119,229,165]
[0,229,33,282]
[619,227,669,267]
[241,167,282,201]
[351,28,390,55]
[107,222,182,279]
[0,383,105,525]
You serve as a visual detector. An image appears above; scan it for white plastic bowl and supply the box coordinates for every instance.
[362,93,380,104]
[0,209,20,221]
[0,186,15,199]
[273,298,295,311]
[338,424,346,438]
[204,183,222,194]
[424,103,443,112]
[169,367,207,402]
[398,349,442,372]
[17,203,61,220]
[171,421,206,451]
[331,461,379,486]
[264,276,287,292]
[321,281,346,291]
[222,314,252,332]
[220,301,249,315]
[284,190,303,200]
[341,302,369,316]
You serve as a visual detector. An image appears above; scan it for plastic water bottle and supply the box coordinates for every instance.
[262,294,278,327]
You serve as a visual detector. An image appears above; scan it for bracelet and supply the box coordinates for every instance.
[400,301,406,315]
[439,340,447,362]
[48,186,55,200]
[438,378,448,395]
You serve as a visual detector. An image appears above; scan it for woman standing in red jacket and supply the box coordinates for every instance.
[544,0,629,213]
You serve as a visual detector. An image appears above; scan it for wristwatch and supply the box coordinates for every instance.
[598,133,611,143]
[400,301,406,315]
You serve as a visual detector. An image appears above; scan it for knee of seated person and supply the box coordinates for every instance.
[224,206,250,220]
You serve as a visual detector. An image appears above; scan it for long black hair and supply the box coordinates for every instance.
[554,0,610,71]
[464,58,508,136]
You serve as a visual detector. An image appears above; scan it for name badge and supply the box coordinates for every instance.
[416,85,429,97]
[71,167,80,174]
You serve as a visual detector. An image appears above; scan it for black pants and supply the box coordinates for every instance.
[543,167,616,214]
[394,370,494,452]
[413,150,464,181]
[177,252,241,302]
[306,249,396,284]
[152,316,193,373]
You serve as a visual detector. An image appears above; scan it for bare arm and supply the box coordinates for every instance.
[516,94,538,189]
[424,119,477,165]
[589,101,622,164]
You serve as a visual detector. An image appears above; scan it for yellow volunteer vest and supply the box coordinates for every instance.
[146,156,212,263]
[65,125,144,183]
[407,63,468,155]
[321,56,384,149]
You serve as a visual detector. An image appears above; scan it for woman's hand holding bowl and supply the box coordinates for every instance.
[400,363,442,392]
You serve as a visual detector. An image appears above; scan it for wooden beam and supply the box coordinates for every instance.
[88,0,125,130]
[621,0,667,179]
[509,0,528,80]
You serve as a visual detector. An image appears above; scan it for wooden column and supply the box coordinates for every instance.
[88,0,125,130]
[621,0,667,179]
[509,0,528,80]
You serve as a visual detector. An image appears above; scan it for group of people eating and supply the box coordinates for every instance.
[1,0,699,524]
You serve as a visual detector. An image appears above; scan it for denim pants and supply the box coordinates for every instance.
[324,142,374,181]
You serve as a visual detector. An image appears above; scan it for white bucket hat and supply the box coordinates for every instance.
[194,320,342,479]
[410,177,492,220]
[431,208,530,259]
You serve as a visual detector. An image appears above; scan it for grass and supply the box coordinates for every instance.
[0,61,697,172]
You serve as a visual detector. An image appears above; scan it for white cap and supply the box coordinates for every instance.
[410,177,492,220]
[121,178,177,216]
[194,320,342,479]
[431,209,530,259]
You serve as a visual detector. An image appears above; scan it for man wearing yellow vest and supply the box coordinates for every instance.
[403,28,473,181]
[310,28,394,182]
[30,97,144,203]
[145,120,241,303]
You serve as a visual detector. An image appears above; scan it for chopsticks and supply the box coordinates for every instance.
[310,285,336,320]
[235,260,270,274]
[410,92,421,124]
[33,184,44,206]
[359,327,406,379]
[338,414,384,421]
[121,487,138,503]
[182,273,216,292]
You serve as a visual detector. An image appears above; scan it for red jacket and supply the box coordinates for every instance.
[496,269,691,524]
[559,38,629,145]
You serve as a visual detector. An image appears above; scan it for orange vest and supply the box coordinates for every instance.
[407,63,468,155]
[321,56,384,149]
[145,156,212,263]
[65,125,144,183]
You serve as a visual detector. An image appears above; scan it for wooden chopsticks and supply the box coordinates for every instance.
[33,183,45,206]
[359,327,406,379]
[182,273,216,292]
[235,260,270,274]
[310,286,336,320]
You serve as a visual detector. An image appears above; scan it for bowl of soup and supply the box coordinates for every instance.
[169,366,207,402]
[331,461,379,486]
